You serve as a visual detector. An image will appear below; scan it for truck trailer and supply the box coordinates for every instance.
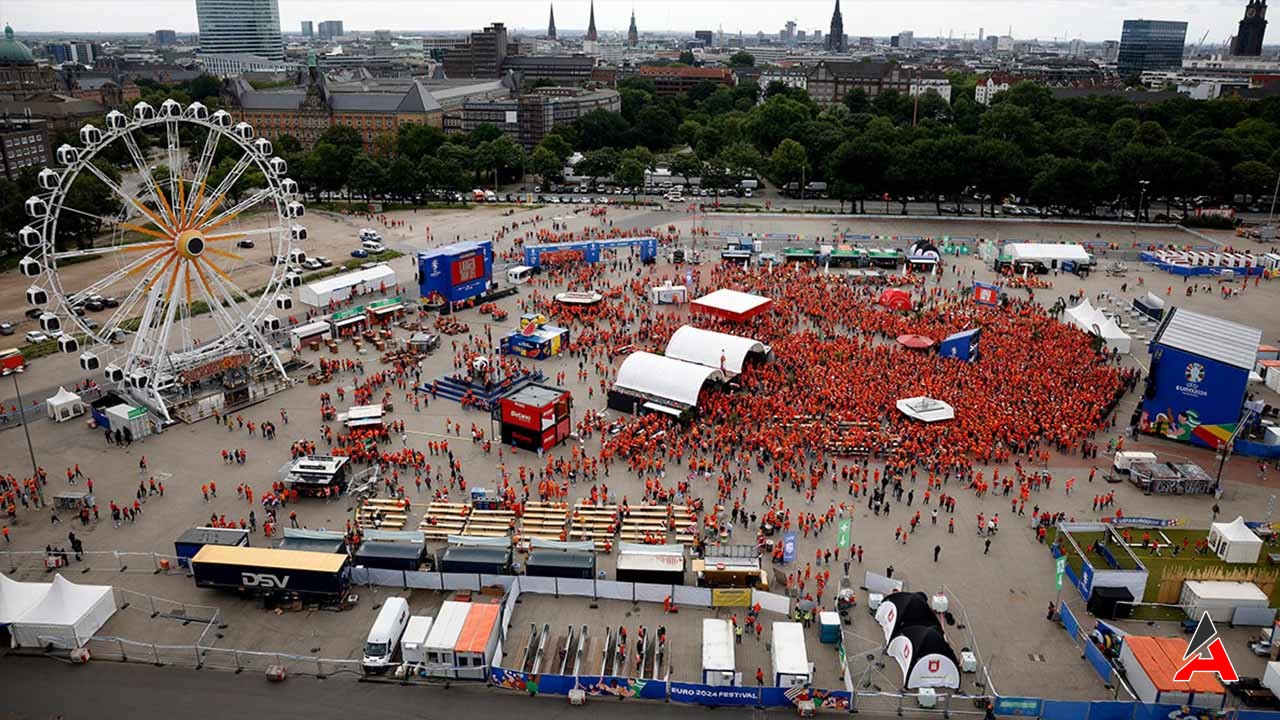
[190,545,351,601]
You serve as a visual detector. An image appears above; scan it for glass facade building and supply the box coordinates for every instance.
[195,0,284,60]
[1118,19,1188,76]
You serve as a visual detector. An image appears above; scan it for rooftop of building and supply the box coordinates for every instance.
[0,25,35,65]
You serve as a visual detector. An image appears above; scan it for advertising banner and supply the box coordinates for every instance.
[669,683,759,707]
[711,588,753,607]
[782,532,797,563]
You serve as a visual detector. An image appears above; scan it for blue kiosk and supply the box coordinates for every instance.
[418,240,494,309]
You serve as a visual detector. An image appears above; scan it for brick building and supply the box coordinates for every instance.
[637,65,734,96]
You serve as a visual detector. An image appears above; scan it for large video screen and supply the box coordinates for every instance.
[451,253,484,286]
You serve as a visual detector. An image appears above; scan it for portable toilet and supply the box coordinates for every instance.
[818,612,841,644]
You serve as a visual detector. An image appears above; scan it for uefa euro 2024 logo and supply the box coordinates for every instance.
[1184,362,1205,384]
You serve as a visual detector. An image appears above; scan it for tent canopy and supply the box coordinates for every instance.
[1005,243,1091,263]
[664,325,770,376]
[1064,299,1132,354]
[1124,636,1225,695]
[9,575,116,649]
[1212,516,1261,543]
[0,573,51,624]
[46,386,85,421]
[875,591,941,644]
[615,352,725,408]
[691,289,772,322]
[1210,515,1263,564]
[886,624,961,689]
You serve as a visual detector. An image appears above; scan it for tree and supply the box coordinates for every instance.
[536,133,573,163]
[828,139,891,212]
[718,142,765,180]
[474,135,526,185]
[577,148,621,185]
[635,105,679,151]
[747,95,811,151]
[670,152,704,183]
[769,139,808,187]
[384,157,418,201]
[1233,160,1276,203]
[396,124,447,160]
[972,139,1028,216]
[576,109,632,150]
[531,146,564,183]
[348,154,385,201]
[303,143,354,200]
[616,158,647,197]
[678,50,697,66]
[317,125,363,154]
[843,88,870,114]
[622,146,656,171]
[728,51,755,68]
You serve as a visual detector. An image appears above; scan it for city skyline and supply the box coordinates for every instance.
[0,0,1261,45]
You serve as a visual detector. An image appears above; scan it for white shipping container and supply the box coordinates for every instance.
[401,615,434,665]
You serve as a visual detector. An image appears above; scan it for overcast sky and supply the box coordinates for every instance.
[1,0,1257,45]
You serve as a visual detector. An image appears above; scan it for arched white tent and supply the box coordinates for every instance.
[664,325,770,376]
[614,352,725,408]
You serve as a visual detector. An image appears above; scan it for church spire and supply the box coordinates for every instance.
[548,3,557,39]
[586,0,598,41]
[627,9,638,46]
[828,0,846,53]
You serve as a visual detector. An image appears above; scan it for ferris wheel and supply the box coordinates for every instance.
[19,99,306,422]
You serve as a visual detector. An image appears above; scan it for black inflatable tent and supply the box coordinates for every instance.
[874,591,941,643]
[886,624,962,689]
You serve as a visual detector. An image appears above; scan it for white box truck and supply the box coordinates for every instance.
[1179,580,1269,622]
[400,615,434,666]
[702,619,737,685]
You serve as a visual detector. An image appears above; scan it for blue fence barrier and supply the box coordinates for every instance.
[1090,701,1136,720]
[1060,602,1081,643]
[1042,700,1093,720]
[1082,639,1113,684]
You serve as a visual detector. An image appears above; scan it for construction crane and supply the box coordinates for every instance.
[1195,29,1210,55]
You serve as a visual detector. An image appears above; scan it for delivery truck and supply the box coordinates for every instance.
[190,545,351,601]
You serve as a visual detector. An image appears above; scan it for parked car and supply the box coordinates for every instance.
[83,318,99,330]
[84,298,105,312]
[103,297,119,308]
[25,330,48,344]
[301,258,323,270]
[351,248,369,258]
[237,239,255,249]
[24,308,42,320]
[0,322,13,336]
[361,240,386,253]
[315,256,332,267]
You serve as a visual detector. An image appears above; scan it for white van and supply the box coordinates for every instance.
[400,615,434,666]
[359,228,382,242]
[362,596,410,672]
[507,265,535,285]
[361,239,386,254]
[484,190,498,202]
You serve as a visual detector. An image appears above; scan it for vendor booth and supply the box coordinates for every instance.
[615,543,685,584]
[289,320,332,350]
[998,243,1091,273]
[650,283,688,305]
[496,383,571,453]
[1140,308,1262,450]
[342,404,384,429]
[1119,635,1227,708]
[693,545,768,589]
[439,546,512,575]
[907,240,941,270]
[101,403,153,440]
[887,624,961,690]
[691,289,772,322]
[354,541,427,571]
[46,387,85,422]
[328,306,369,338]
[283,455,352,497]
[1064,299,1132,354]
[407,332,439,354]
[8,575,117,649]
[500,314,569,360]
[1133,292,1165,322]
[1209,516,1263,564]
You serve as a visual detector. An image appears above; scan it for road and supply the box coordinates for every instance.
[0,656,801,719]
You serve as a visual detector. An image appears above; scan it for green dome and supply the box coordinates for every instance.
[0,25,35,65]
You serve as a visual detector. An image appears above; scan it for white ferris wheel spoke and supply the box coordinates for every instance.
[190,152,254,225]
[119,128,179,232]
[184,127,221,223]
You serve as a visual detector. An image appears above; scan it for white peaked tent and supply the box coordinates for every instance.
[1064,299,1132,354]
[45,386,85,422]
[896,397,955,423]
[0,573,51,626]
[9,575,117,649]
[1209,516,1263,565]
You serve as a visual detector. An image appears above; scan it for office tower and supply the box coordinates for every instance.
[300,21,313,37]
[154,29,178,46]
[1117,19,1188,75]
[195,0,284,59]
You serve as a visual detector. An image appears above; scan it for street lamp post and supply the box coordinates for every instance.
[1268,168,1280,228]
[3,366,44,507]
[1136,180,1150,224]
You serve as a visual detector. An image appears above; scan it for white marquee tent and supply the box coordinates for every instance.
[1209,516,1263,565]
[1064,299,1132,354]
[45,386,85,422]
[614,352,725,408]
[664,325,771,377]
[0,573,51,626]
[8,575,117,649]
